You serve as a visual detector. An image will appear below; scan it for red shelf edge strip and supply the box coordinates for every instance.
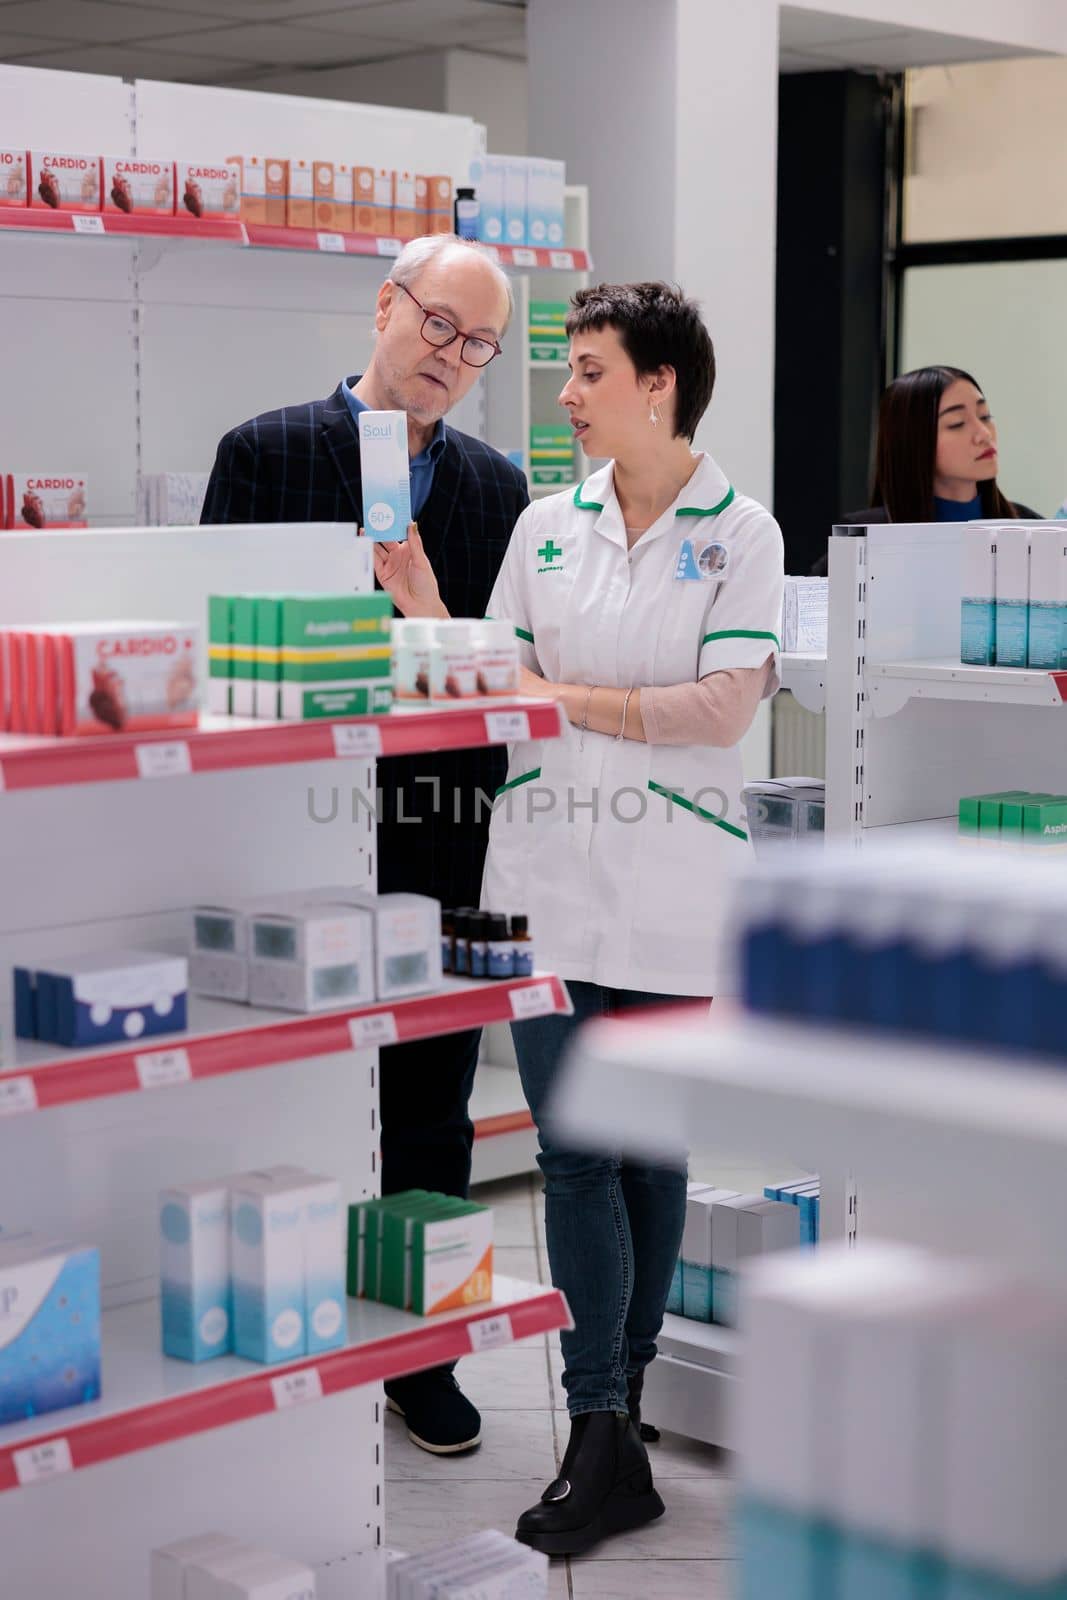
[0,1289,568,1493]
[0,703,564,792]
[19,975,568,1113]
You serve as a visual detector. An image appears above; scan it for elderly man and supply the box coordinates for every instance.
[202,235,527,1457]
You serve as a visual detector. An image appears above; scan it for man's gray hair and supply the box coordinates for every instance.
[389,233,514,332]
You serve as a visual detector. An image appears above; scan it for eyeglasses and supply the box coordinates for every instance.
[396,281,502,369]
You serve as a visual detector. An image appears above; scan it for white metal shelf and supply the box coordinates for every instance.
[0,1275,567,1494]
[779,652,826,715]
[554,1010,1067,1283]
[866,657,1067,717]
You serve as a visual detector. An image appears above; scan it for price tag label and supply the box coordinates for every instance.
[484,711,530,744]
[135,741,192,779]
[376,237,402,257]
[549,250,574,271]
[14,1438,73,1485]
[512,247,537,267]
[72,215,105,236]
[480,244,502,264]
[317,231,345,253]
[349,1012,399,1050]
[332,723,383,759]
[468,1313,513,1353]
[135,1048,192,1090]
[271,1368,323,1410]
[0,1075,37,1118]
[510,983,555,1021]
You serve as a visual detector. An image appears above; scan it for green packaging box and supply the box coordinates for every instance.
[529,342,569,363]
[999,793,1060,836]
[1022,796,1067,845]
[529,300,568,326]
[279,681,393,721]
[207,595,234,715]
[958,791,1031,835]
[278,595,392,684]
[381,1196,493,1315]
[231,595,262,716]
[347,1192,430,1299]
[531,466,573,486]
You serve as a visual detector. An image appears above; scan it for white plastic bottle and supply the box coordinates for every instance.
[430,620,480,702]
[476,619,520,697]
[393,617,437,701]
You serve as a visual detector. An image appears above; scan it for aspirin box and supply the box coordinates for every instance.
[104,157,175,216]
[54,619,201,736]
[177,162,240,220]
[5,473,88,529]
[0,150,28,207]
[30,151,102,212]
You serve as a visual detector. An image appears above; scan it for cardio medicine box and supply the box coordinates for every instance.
[104,157,175,216]
[160,1181,232,1363]
[358,410,412,540]
[30,151,101,211]
[52,619,200,735]
[4,472,88,528]
[177,162,240,220]
[0,149,29,207]
[0,1235,101,1425]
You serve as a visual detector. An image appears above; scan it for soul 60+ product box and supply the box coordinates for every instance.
[358,411,412,541]
[0,1234,101,1425]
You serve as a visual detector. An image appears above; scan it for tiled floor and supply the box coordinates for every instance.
[385,1175,737,1600]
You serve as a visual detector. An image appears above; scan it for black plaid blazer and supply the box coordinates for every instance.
[202,377,529,908]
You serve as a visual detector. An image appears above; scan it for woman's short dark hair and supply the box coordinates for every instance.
[872,365,1018,523]
[565,282,715,442]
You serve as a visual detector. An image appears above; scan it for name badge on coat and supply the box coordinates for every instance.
[675,539,729,582]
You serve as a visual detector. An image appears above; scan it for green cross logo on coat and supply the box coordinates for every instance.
[538,540,563,564]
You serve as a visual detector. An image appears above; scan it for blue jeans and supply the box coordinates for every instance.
[512,981,690,1417]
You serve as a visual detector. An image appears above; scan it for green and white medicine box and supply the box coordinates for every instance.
[207,595,234,714]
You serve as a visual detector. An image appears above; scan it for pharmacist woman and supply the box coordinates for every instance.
[372,281,784,1557]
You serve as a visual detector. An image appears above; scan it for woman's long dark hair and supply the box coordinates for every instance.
[872,366,1019,523]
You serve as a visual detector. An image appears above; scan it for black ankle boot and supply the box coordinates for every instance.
[515,1410,665,1557]
[627,1368,660,1445]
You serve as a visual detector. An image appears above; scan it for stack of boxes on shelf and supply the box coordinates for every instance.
[153,1533,315,1600]
[667,1182,805,1328]
[469,153,565,248]
[0,619,201,735]
[138,473,211,526]
[15,949,188,1047]
[1,145,455,237]
[781,575,828,654]
[742,777,826,848]
[0,1231,101,1424]
[529,425,575,490]
[738,1241,1067,1600]
[160,1165,345,1365]
[190,889,443,1013]
[736,843,1067,1060]
[528,300,569,363]
[1,472,88,529]
[961,522,1067,669]
[208,593,393,721]
[348,1190,493,1315]
[958,788,1067,845]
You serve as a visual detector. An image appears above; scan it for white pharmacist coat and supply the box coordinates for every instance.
[481,453,784,997]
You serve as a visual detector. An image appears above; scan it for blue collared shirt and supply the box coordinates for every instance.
[342,377,447,522]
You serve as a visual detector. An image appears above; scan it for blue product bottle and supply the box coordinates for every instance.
[509,914,534,978]
[487,914,513,979]
[441,909,455,975]
[453,911,472,978]
[454,187,480,240]
[468,913,488,979]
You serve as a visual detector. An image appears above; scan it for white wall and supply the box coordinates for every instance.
[786,0,1067,54]
[246,50,448,113]
[907,57,1067,241]
[445,48,528,156]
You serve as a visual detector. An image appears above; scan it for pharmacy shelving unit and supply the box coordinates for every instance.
[0,64,591,529]
[824,520,1067,838]
[484,186,592,500]
[553,1002,1067,1449]
[778,651,827,716]
[0,521,571,1598]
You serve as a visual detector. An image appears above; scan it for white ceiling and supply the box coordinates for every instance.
[0,0,1037,88]
[778,6,1037,72]
[0,0,527,85]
